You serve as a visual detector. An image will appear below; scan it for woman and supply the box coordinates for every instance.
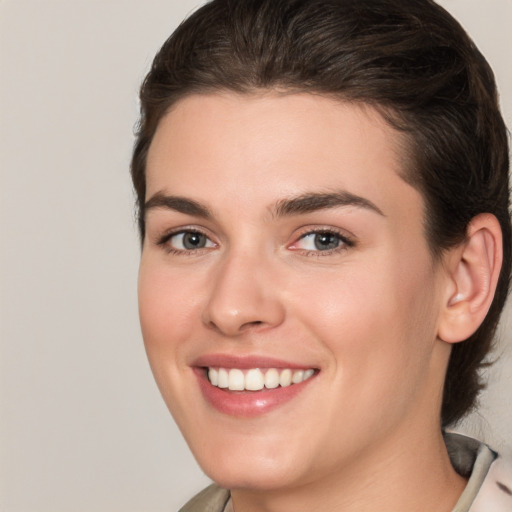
[131,0,512,510]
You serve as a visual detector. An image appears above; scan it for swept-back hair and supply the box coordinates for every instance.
[131,0,511,426]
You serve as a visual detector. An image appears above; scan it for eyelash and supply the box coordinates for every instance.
[157,228,216,255]
[156,227,355,256]
[290,228,355,256]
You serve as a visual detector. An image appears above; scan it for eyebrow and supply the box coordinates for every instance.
[143,190,384,221]
[272,191,385,218]
[144,193,212,219]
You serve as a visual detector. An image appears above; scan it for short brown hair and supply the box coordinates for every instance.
[131,0,511,426]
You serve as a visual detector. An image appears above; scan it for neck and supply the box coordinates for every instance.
[230,426,467,512]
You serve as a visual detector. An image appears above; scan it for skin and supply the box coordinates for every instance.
[138,92,469,511]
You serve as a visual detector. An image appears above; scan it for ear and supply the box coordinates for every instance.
[437,213,503,344]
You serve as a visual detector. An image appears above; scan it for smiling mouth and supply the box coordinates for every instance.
[206,367,316,391]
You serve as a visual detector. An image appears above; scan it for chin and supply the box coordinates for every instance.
[203,462,302,492]
[190,438,310,492]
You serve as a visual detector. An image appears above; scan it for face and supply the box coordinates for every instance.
[138,92,451,491]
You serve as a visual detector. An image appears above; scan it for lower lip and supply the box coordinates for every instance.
[194,368,316,417]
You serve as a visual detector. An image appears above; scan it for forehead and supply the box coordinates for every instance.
[145,92,422,225]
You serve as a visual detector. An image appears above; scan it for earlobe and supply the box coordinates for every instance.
[438,214,503,344]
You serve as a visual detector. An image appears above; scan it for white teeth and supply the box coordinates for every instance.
[279,369,292,387]
[228,369,245,391]
[292,370,304,384]
[208,368,218,386]
[303,368,315,380]
[304,369,315,380]
[218,368,229,388]
[264,368,280,389]
[245,368,264,391]
[207,367,315,390]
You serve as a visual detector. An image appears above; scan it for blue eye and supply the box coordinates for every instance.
[165,231,215,251]
[293,231,352,252]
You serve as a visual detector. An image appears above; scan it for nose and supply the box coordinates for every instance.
[201,250,286,336]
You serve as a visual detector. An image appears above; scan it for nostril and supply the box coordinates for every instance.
[241,320,264,330]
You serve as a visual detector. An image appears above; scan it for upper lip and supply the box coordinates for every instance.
[192,353,317,370]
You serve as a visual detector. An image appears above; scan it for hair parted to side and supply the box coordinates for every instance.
[131,0,511,426]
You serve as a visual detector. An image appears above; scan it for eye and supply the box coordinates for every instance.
[162,230,215,252]
[290,230,353,253]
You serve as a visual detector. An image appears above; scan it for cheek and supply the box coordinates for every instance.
[292,249,440,388]
[137,260,208,424]
[137,260,201,363]
[295,271,404,374]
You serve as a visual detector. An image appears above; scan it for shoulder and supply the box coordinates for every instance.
[178,484,231,512]
[445,432,512,512]
[469,449,512,512]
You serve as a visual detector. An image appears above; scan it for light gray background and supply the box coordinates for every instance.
[0,1,510,510]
